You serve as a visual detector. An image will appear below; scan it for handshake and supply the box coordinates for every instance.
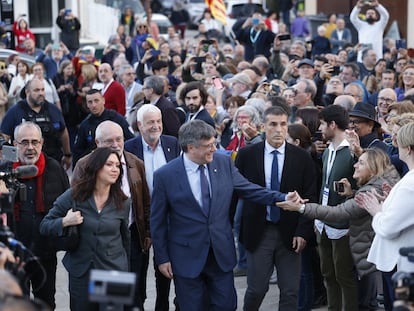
[277,191,308,212]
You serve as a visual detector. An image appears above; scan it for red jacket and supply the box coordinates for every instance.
[103,80,126,116]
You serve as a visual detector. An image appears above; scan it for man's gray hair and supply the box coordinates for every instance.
[95,120,123,141]
[233,104,262,129]
[144,76,164,95]
[179,120,216,152]
[14,121,42,140]
[137,104,162,124]
[119,64,134,77]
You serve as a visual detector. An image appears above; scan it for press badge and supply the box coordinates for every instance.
[322,187,329,205]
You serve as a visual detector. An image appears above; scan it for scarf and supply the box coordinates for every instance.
[13,153,46,221]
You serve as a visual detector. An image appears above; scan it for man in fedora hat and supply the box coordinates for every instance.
[346,102,387,157]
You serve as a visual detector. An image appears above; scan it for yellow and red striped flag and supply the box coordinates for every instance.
[205,0,227,25]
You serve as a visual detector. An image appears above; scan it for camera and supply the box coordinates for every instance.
[391,247,414,310]
[89,269,136,305]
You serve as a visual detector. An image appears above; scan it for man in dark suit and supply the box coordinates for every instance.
[150,120,299,311]
[179,81,215,128]
[236,106,317,310]
[124,104,180,310]
[330,18,352,54]
[142,75,181,137]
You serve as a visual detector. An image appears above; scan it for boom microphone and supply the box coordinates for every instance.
[0,165,38,179]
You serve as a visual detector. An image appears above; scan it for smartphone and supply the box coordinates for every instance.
[64,9,72,16]
[212,77,223,89]
[288,54,300,61]
[80,49,91,54]
[252,18,259,25]
[151,49,161,56]
[194,56,206,63]
[396,39,407,50]
[313,131,323,142]
[201,39,214,45]
[361,43,373,50]
[332,66,340,76]
[333,181,345,193]
[278,34,291,41]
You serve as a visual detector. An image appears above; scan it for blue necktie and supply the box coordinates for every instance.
[199,165,211,216]
[270,150,280,223]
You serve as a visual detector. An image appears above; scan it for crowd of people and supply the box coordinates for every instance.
[1,0,414,310]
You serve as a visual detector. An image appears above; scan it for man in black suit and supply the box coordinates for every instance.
[142,75,181,137]
[124,104,180,311]
[179,81,215,128]
[236,106,317,310]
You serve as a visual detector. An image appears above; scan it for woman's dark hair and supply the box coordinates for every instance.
[17,60,31,75]
[296,107,321,136]
[223,95,245,110]
[72,147,127,210]
[288,123,312,149]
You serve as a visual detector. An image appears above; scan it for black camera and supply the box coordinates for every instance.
[391,247,414,310]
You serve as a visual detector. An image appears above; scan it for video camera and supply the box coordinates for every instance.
[89,269,136,305]
[392,247,414,310]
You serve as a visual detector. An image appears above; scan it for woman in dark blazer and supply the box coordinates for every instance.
[40,147,130,311]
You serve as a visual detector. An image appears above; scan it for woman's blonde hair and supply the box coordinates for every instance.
[358,148,393,185]
[397,121,414,148]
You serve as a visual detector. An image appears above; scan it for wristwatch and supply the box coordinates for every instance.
[298,204,306,214]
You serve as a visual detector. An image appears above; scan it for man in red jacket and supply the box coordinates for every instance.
[98,63,126,115]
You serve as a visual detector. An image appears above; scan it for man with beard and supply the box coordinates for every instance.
[1,78,72,169]
[350,0,389,62]
[179,81,215,128]
[11,121,69,309]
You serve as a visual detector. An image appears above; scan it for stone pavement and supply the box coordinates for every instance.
[55,250,328,311]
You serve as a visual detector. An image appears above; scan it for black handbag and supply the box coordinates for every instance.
[54,201,80,252]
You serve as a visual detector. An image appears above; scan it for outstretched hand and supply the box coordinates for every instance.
[276,200,301,212]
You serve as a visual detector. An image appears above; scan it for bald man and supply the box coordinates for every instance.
[98,63,127,115]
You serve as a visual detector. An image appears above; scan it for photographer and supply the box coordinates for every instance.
[8,121,69,309]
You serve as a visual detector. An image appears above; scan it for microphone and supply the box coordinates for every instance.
[0,165,38,179]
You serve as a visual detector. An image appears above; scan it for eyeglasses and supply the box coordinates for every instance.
[138,25,147,29]
[101,137,123,145]
[197,142,217,149]
[16,139,41,147]
[378,97,394,105]
[349,119,367,125]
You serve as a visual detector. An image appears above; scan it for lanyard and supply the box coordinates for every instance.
[250,28,261,44]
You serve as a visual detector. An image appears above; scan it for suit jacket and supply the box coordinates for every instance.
[150,153,286,278]
[72,151,150,249]
[330,28,352,54]
[40,189,130,277]
[155,96,181,137]
[187,108,216,129]
[235,142,317,252]
[124,134,180,162]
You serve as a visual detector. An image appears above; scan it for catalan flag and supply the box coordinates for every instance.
[205,0,227,25]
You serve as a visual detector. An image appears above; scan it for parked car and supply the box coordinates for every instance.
[185,0,207,29]
[151,13,173,40]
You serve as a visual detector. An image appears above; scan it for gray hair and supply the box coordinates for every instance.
[179,120,216,152]
[14,121,42,140]
[95,120,123,142]
[118,64,134,77]
[144,75,164,95]
[244,99,266,123]
[137,104,162,124]
[297,78,317,100]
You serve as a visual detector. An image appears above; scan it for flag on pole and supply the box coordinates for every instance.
[205,0,227,25]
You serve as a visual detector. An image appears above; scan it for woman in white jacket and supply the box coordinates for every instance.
[8,60,32,105]
[356,121,414,309]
